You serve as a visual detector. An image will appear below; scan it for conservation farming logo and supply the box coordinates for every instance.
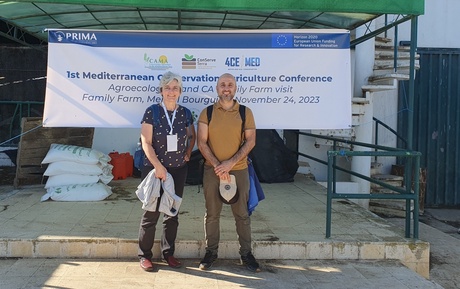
[182,54,196,69]
[182,53,217,70]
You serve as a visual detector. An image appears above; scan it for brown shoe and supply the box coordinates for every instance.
[140,257,154,271]
[165,255,182,268]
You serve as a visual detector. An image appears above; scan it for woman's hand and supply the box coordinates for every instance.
[154,164,168,181]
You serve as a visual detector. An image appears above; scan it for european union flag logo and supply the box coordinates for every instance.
[271,34,293,48]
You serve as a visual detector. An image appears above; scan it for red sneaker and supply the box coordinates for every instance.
[165,255,182,268]
[140,257,154,272]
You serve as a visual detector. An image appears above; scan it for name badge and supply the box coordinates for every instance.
[167,134,178,152]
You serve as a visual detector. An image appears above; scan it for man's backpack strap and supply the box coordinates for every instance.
[239,105,246,131]
[206,105,213,124]
[206,104,246,133]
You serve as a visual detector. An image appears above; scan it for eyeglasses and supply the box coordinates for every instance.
[163,86,180,92]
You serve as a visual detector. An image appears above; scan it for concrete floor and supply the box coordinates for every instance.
[0,173,455,288]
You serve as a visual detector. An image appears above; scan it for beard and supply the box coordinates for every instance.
[218,93,234,102]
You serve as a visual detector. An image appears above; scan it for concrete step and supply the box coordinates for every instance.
[1,238,350,260]
[375,43,412,51]
[368,73,410,84]
[368,73,401,87]
[374,59,420,70]
[362,84,397,92]
[375,36,392,43]
[369,199,414,218]
[369,171,418,218]
[374,50,419,60]
[368,36,419,89]
[374,50,420,61]
[351,98,370,125]
[370,174,404,190]
[297,160,312,175]
[372,65,420,77]
[371,162,384,176]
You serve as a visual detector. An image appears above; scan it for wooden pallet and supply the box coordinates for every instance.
[14,117,94,188]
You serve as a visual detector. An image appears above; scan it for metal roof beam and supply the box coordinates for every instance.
[351,14,412,48]
[0,19,46,52]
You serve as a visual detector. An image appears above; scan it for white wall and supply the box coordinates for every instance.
[353,25,376,98]
[296,132,349,181]
[371,90,399,174]
[398,0,460,49]
[92,128,140,156]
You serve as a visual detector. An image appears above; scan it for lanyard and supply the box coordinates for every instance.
[161,102,177,135]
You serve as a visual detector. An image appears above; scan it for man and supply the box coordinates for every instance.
[197,73,260,272]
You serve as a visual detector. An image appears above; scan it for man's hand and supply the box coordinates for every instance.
[214,160,234,179]
[218,172,231,182]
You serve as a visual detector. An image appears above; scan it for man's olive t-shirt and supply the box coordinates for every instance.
[198,101,256,170]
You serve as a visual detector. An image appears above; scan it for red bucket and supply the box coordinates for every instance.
[109,152,128,180]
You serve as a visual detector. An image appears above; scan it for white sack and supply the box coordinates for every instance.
[43,161,114,184]
[44,174,99,188]
[41,143,110,165]
[99,173,114,184]
[44,161,104,176]
[41,182,112,202]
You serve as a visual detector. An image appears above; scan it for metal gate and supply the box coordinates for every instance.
[399,48,460,207]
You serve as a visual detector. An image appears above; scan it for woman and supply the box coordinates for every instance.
[138,71,196,272]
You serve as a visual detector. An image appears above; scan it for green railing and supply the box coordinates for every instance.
[373,116,408,162]
[295,131,421,239]
[0,101,44,145]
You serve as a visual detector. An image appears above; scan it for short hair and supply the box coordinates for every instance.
[160,71,183,89]
[218,73,236,84]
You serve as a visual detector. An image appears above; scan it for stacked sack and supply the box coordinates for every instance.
[40,143,114,202]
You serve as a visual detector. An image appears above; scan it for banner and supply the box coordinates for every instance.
[44,29,351,129]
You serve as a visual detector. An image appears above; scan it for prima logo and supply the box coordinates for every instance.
[54,31,97,44]
[65,32,97,41]
[55,31,66,42]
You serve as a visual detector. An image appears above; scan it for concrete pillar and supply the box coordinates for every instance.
[351,92,373,209]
